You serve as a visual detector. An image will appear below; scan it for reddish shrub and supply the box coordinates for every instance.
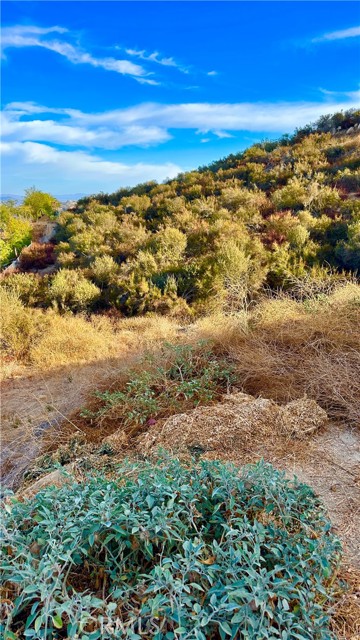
[19,242,56,270]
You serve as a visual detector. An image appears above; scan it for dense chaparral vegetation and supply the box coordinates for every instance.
[1,109,360,316]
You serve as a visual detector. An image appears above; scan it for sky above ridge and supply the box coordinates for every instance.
[1,1,360,196]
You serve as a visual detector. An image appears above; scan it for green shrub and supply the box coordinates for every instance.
[84,342,234,428]
[0,273,46,307]
[90,255,119,286]
[49,269,101,311]
[271,178,308,211]
[0,203,32,266]
[149,227,187,268]
[1,458,341,639]
[22,188,59,220]
[335,168,360,192]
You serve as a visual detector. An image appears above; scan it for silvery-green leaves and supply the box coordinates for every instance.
[1,458,341,639]
[83,342,235,428]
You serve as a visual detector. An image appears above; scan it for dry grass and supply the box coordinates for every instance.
[28,314,178,369]
[192,283,360,425]
[330,567,360,640]
[0,288,179,376]
[137,392,328,457]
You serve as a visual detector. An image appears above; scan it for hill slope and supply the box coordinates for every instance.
[2,109,360,316]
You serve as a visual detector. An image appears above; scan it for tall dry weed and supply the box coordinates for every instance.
[0,288,180,376]
[193,283,360,424]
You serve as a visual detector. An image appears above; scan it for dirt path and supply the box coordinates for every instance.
[0,357,130,487]
[249,425,360,635]
[263,425,360,569]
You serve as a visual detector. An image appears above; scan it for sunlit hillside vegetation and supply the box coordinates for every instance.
[0,189,59,267]
[1,109,360,317]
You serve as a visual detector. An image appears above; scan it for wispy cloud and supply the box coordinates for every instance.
[312,25,360,43]
[124,47,189,74]
[3,92,359,156]
[1,25,157,84]
[2,103,171,149]
[213,130,234,139]
[1,25,218,86]
[196,128,233,139]
[318,88,360,100]
[1,140,181,193]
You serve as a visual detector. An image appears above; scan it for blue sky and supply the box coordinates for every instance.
[1,1,360,196]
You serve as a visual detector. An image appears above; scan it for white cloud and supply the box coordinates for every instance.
[207,70,218,76]
[213,130,234,139]
[312,25,360,43]
[1,25,154,83]
[64,94,360,133]
[2,104,171,149]
[2,92,359,193]
[3,92,359,157]
[1,113,171,149]
[1,141,181,193]
[1,24,68,44]
[124,47,189,74]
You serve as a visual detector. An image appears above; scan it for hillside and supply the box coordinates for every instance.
[1,109,360,317]
[1,111,360,639]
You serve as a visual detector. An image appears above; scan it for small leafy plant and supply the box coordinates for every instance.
[1,458,341,639]
[83,342,235,431]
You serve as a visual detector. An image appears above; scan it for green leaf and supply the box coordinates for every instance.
[219,621,232,636]
[53,614,63,629]
[34,616,42,632]
[23,585,39,594]
[282,599,290,611]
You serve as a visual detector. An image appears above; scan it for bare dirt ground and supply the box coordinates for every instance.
[0,357,131,487]
[273,425,360,636]
[270,425,360,568]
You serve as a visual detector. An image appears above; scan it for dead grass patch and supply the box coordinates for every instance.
[0,286,179,376]
[192,283,360,424]
[137,392,328,458]
[330,566,360,640]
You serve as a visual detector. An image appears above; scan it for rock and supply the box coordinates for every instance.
[19,463,76,499]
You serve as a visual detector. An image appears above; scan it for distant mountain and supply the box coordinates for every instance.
[1,193,87,203]
[0,194,21,202]
[55,194,88,202]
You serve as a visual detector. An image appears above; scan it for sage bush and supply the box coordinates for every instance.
[1,458,341,639]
